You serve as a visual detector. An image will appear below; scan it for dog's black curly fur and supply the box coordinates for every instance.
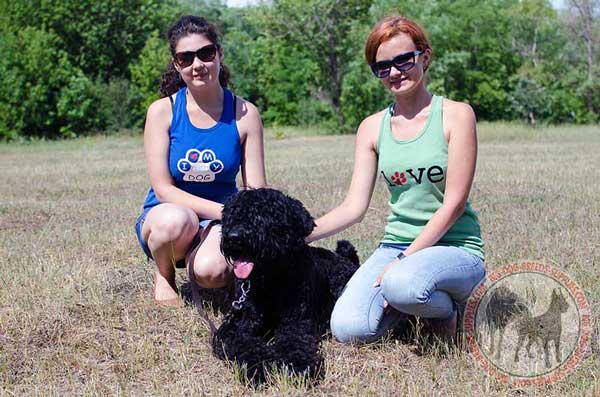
[212,188,359,383]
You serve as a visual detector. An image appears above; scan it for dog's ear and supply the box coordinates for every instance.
[285,194,315,238]
[302,212,316,238]
[297,202,316,238]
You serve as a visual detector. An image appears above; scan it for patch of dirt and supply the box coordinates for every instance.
[0,209,50,232]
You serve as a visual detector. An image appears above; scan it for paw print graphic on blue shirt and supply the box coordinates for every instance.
[177,149,224,182]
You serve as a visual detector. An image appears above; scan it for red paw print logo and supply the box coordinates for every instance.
[391,172,407,185]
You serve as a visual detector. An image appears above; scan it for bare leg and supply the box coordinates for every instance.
[141,203,199,305]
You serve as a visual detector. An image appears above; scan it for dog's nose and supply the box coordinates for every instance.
[225,228,245,247]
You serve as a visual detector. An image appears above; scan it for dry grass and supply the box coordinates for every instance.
[1,123,599,396]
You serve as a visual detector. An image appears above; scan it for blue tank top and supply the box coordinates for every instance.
[142,87,241,210]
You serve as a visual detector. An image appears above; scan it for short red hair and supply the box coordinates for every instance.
[365,16,432,69]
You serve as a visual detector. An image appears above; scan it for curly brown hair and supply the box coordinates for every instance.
[159,15,231,97]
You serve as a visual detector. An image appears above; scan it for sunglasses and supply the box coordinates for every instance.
[370,50,423,78]
[174,44,218,68]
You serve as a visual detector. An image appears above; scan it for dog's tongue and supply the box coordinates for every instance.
[233,259,254,279]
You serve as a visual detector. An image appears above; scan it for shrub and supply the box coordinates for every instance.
[98,78,139,131]
[0,28,76,139]
[57,75,105,137]
[130,31,171,124]
[340,58,391,133]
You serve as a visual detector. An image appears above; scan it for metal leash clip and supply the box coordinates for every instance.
[232,280,251,310]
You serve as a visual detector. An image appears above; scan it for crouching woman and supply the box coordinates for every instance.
[135,15,267,306]
[307,15,485,343]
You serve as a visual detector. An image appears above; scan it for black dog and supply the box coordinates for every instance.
[212,188,359,383]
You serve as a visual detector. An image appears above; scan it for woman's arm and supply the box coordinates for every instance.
[144,97,224,220]
[236,98,267,189]
[307,113,382,243]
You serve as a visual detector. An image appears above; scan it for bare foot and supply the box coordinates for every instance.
[154,271,183,308]
[154,297,184,308]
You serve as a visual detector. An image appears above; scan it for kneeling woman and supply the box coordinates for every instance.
[135,16,266,306]
[307,15,485,342]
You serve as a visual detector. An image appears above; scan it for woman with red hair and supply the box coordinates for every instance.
[307,16,485,343]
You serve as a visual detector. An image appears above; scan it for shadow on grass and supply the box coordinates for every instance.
[179,281,234,316]
[381,314,464,358]
[104,262,233,315]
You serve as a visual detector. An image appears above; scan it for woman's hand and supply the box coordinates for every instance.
[372,258,402,309]
[372,258,400,289]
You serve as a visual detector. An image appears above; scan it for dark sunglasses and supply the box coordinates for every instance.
[370,50,423,78]
[174,44,218,68]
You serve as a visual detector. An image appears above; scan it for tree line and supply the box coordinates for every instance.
[0,0,598,140]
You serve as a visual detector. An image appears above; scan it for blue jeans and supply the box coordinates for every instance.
[330,243,485,343]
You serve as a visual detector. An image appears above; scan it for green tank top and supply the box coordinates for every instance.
[377,95,484,259]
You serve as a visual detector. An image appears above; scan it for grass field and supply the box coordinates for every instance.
[1,123,599,396]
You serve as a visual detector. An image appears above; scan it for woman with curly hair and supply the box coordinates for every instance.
[135,15,267,307]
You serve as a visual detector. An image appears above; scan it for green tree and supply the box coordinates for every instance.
[218,6,264,104]
[0,0,178,138]
[1,0,177,81]
[427,0,520,120]
[563,0,599,119]
[1,0,597,139]
[340,60,390,130]
[130,31,171,122]
[508,76,552,124]
[0,28,78,139]
[98,78,138,130]
[178,0,231,31]
[57,75,105,136]
[256,0,373,129]
[507,0,568,123]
